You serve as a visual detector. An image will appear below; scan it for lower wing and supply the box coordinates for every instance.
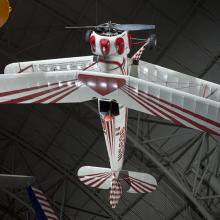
[0,70,220,135]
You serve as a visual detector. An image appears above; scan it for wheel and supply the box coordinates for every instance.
[148,34,157,49]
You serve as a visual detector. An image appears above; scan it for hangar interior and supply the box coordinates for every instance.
[0,0,220,219]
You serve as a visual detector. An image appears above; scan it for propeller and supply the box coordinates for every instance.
[113,24,155,31]
[65,22,155,32]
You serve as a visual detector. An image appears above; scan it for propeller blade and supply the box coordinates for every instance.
[113,24,155,31]
[65,26,97,29]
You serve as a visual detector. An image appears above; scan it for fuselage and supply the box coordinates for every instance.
[89,29,131,175]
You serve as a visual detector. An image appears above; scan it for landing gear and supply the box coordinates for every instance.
[99,100,119,121]
[148,34,157,49]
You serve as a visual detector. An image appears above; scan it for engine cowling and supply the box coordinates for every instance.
[89,31,130,57]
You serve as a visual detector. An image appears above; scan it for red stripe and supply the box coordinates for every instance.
[98,58,126,75]
[41,207,56,216]
[83,173,111,187]
[0,80,75,98]
[122,174,156,187]
[128,85,220,128]
[107,121,112,153]
[34,192,48,201]
[130,179,156,189]
[92,173,111,188]
[33,85,75,103]
[50,85,81,103]
[130,178,156,191]
[121,174,155,192]
[35,196,49,204]
[37,199,50,208]
[106,121,113,155]
[83,61,98,71]
[125,85,220,135]
[79,172,109,178]
[109,121,113,152]
[80,172,109,182]
[41,204,55,215]
[124,176,151,193]
[110,120,113,154]
[121,174,156,188]
[130,180,152,193]
[44,212,59,220]
[1,83,72,104]
[122,177,140,193]
[111,119,115,154]
[122,86,173,121]
[121,87,162,119]
[41,206,55,214]
[18,64,33,73]
[122,86,184,126]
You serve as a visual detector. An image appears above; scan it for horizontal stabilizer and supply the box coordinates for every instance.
[0,174,34,188]
[78,166,157,193]
[78,166,112,189]
[120,170,157,193]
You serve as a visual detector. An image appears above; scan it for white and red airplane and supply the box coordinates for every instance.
[2,22,220,208]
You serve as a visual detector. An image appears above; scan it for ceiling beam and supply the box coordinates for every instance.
[126,132,214,220]
[153,0,204,64]
[56,201,110,219]
[0,129,120,220]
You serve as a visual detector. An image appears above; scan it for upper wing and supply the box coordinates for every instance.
[4,55,96,74]
[137,60,220,102]
[0,70,219,135]
[75,71,220,136]
[0,71,94,103]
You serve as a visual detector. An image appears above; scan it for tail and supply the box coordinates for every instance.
[26,186,59,220]
[78,166,157,208]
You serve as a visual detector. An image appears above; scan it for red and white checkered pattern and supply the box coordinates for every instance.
[132,47,145,61]
[132,40,150,61]
[109,174,122,208]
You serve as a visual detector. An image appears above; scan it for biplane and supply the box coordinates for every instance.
[2,22,220,208]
